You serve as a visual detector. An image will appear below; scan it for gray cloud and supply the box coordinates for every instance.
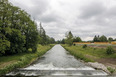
[9,0,116,41]
[38,12,62,23]
[9,0,50,19]
[79,1,106,19]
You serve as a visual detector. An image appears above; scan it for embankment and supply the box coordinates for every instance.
[0,44,54,75]
[62,44,116,75]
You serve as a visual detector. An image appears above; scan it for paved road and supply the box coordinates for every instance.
[7,45,108,76]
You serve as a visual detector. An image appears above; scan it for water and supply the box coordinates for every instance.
[7,45,108,76]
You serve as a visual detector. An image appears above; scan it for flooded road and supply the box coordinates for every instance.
[7,45,108,76]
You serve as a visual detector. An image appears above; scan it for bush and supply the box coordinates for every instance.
[107,67,115,73]
[106,46,115,55]
[83,44,87,48]
[28,48,32,52]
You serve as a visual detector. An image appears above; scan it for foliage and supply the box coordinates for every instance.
[0,40,10,54]
[106,46,115,55]
[107,67,116,73]
[83,44,87,48]
[99,35,107,42]
[65,31,73,46]
[0,44,54,75]
[73,36,82,42]
[0,0,39,55]
[38,23,55,45]
[61,39,65,44]
[93,35,108,42]
[93,35,100,42]
[0,0,55,56]
[28,48,32,52]
[108,37,113,43]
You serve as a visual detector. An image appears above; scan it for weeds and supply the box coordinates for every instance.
[107,67,116,73]
[62,45,94,62]
[106,46,115,55]
[83,44,87,48]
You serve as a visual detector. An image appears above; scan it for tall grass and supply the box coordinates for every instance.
[62,44,116,62]
[0,44,54,75]
[62,44,94,62]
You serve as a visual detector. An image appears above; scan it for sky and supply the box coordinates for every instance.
[9,0,116,41]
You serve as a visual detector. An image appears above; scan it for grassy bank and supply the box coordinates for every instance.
[0,44,54,75]
[62,44,116,62]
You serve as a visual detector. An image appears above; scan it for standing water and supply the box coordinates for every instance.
[7,45,108,76]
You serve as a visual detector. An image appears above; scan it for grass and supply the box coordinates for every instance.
[107,67,116,74]
[0,44,54,75]
[62,44,116,62]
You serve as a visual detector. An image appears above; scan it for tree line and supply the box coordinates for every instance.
[93,35,116,42]
[58,31,116,45]
[57,31,82,45]
[0,0,55,56]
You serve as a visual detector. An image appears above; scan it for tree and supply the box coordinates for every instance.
[108,37,113,43]
[93,35,100,42]
[38,22,46,45]
[65,31,73,46]
[73,36,82,42]
[8,29,26,54]
[38,23,55,45]
[0,0,55,55]
[0,0,39,55]
[61,39,65,44]
[99,35,107,42]
[114,38,116,41]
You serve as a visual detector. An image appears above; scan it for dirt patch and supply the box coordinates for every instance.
[96,58,116,68]
[88,45,116,50]
[85,54,99,60]
[85,54,116,73]
[0,60,17,69]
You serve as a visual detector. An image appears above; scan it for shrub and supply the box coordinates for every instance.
[94,48,96,50]
[106,46,115,55]
[83,44,87,48]
[107,67,115,73]
[28,48,32,52]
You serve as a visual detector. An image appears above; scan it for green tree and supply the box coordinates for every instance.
[8,29,26,54]
[93,35,100,42]
[99,35,107,42]
[65,31,73,46]
[108,37,113,43]
[61,39,65,44]
[0,0,39,55]
[38,22,46,45]
[73,36,82,42]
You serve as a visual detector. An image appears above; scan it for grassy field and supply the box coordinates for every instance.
[0,44,54,75]
[62,44,116,62]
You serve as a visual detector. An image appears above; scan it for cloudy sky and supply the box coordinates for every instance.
[9,0,116,41]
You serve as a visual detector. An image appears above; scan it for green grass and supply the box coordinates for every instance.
[62,44,116,62]
[107,67,116,74]
[0,44,54,75]
[0,53,28,63]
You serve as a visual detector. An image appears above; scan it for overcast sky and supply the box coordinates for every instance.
[9,0,116,41]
